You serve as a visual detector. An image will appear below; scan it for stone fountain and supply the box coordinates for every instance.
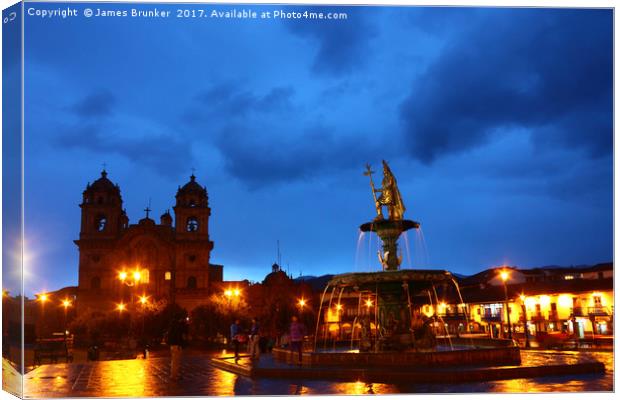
[212,161,605,384]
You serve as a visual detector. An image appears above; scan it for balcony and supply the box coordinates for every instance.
[587,307,611,316]
[481,313,502,322]
[438,311,467,320]
[571,307,611,317]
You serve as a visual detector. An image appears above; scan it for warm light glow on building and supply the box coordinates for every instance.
[336,303,343,311]
[558,294,572,309]
[139,295,148,305]
[519,294,526,302]
[117,303,126,312]
[119,271,128,281]
[61,299,71,308]
[365,299,373,308]
[539,295,550,306]
[525,297,536,309]
[233,289,240,296]
[38,293,49,302]
[224,289,233,297]
[326,308,340,323]
[298,298,306,307]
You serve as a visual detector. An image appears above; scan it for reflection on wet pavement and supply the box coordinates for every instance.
[23,350,613,397]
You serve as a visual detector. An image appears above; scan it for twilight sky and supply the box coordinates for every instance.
[22,4,612,296]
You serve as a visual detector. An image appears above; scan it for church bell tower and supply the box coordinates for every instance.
[173,174,212,241]
[79,169,125,240]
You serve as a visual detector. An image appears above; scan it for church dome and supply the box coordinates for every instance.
[262,264,291,286]
[82,170,122,206]
[86,170,120,193]
[177,174,207,196]
[175,174,208,207]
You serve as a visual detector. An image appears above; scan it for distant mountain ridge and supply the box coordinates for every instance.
[293,262,612,290]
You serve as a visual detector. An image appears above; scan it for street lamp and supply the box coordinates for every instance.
[499,269,512,340]
[119,269,142,287]
[519,294,531,348]
[138,295,148,338]
[36,293,50,337]
[298,298,306,308]
[116,302,126,313]
[61,299,71,333]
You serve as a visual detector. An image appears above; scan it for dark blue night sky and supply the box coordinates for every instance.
[22,4,612,296]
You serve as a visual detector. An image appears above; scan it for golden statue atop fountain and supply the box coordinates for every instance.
[365,160,406,221]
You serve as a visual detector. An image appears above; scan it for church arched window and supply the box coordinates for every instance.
[91,277,101,289]
[95,215,107,232]
[187,276,197,289]
[186,217,199,232]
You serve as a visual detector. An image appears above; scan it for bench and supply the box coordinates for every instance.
[34,337,73,365]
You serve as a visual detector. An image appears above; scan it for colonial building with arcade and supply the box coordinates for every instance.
[75,170,223,315]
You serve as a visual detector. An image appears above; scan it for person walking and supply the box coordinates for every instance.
[230,319,241,362]
[249,317,261,360]
[289,315,306,365]
[167,315,188,381]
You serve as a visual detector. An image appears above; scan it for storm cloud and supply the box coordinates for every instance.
[285,7,379,76]
[400,9,612,164]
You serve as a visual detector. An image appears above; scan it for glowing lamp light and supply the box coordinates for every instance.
[539,295,551,306]
[233,289,240,297]
[61,299,71,308]
[336,304,343,311]
[365,299,373,308]
[439,302,447,309]
[119,271,128,281]
[139,296,148,305]
[519,294,526,302]
[224,289,233,297]
[117,303,126,312]
[133,271,141,282]
[38,293,49,303]
[500,270,509,282]
[298,299,306,307]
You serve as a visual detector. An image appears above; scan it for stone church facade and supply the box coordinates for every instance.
[75,170,223,315]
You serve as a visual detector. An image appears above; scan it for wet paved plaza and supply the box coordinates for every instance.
[23,350,613,397]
